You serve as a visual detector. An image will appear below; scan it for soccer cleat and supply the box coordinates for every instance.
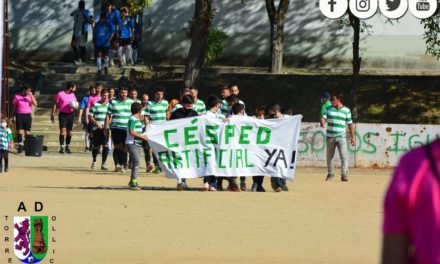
[251,182,258,192]
[152,166,161,174]
[202,182,209,191]
[65,147,72,154]
[281,185,289,192]
[115,164,122,172]
[208,185,217,191]
[146,164,153,173]
[177,183,185,191]
[128,180,140,190]
[4,167,8,173]
[256,186,266,192]
[59,147,64,154]
[274,187,283,192]
[229,187,241,192]
[341,175,348,182]
[91,162,96,169]
[325,173,335,181]
[240,181,246,191]
[101,164,108,171]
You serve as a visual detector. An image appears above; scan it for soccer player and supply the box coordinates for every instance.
[0,116,13,172]
[89,89,110,170]
[141,93,153,172]
[93,13,114,74]
[147,86,169,173]
[320,94,355,182]
[105,86,134,172]
[190,86,206,114]
[219,85,230,116]
[230,84,246,110]
[126,102,149,190]
[78,85,94,152]
[320,92,332,127]
[129,88,140,103]
[51,82,78,154]
[11,85,37,153]
[251,106,268,192]
[170,95,198,191]
[71,0,93,66]
[118,7,135,66]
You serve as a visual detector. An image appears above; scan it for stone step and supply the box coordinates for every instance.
[31,122,84,131]
[45,64,134,75]
[43,73,125,81]
[31,130,84,139]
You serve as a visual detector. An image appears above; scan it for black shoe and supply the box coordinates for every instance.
[256,186,266,192]
[4,167,8,173]
[59,147,65,154]
[97,70,102,75]
[104,67,109,74]
[17,145,23,154]
[325,173,335,181]
[281,185,289,191]
[240,181,246,191]
[65,147,72,154]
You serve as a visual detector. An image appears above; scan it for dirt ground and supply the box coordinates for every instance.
[0,153,392,264]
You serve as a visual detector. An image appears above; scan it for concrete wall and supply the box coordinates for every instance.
[298,122,440,168]
[9,0,440,69]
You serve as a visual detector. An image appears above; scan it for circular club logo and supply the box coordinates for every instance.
[379,0,408,19]
[409,0,437,18]
[320,0,349,19]
[349,0,379,19]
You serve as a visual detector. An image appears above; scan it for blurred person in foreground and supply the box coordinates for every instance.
[381,139,440,264]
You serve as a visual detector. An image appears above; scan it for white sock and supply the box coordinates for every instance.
[132,48,137,64]
[118,46,125,65]
[125,45,132,65]
[104,56,109,68]
[96,58,102,70]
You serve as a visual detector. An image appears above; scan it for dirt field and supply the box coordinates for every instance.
[0,153,392,264]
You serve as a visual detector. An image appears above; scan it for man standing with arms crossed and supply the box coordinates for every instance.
[320,94,355,182]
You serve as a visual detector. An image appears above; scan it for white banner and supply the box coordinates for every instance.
[146,115,302,179]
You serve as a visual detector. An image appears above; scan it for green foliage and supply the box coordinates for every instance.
[126,0,152,14]
[421,1,440,59]
[183,20,228,65]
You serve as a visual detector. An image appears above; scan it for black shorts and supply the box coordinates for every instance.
[58,112,74,130]
[111,128,127,146]
[92,129,108,147]
[16,113,32,131]
[95,46,109,56]
[119,38,132,46]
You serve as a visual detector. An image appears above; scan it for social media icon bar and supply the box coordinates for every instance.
[320,0,349,19]
[379,0,408,18]
[409,0,437,18]
[349,0,378,19]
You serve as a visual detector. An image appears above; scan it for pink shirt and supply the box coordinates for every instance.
[55,90,77,113]
[383,139,440,264]
[87,95,101,108]
[12,93,33,114]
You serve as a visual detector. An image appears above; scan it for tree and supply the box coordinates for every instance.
[265,0,290,73]
[421,1,440,59]
[183,0,213,87]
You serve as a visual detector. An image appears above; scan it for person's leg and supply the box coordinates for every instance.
[336,137,349,180]
[96,51,102,72]
[240,176,246,191]
[0,150,3,172]
[58,113,66,153]
[271,177,282,191]
[79,45,86,62]
[4,150,9,172]
[326,137,337,180]
[127,145,140,189]
[125,44,133,65]
[108,49,116,67]
[118,45,125,65]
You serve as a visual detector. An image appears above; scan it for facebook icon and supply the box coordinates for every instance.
[328,0,337,12]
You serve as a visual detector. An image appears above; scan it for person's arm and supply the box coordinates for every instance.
[320,117,326,128]
[84,106,90,124]
[128,119,148,141]
[30,93,37,107]
[51,95,57,123]
[381,234,411,264]
[348,123,355,146]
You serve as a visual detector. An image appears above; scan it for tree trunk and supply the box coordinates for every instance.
[265,0,290,73]
[183,0,213,87]
[349,13,360,122]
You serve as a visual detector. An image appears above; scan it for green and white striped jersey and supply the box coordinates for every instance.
[89,101,109,130]
[322,105,353,137]
[220,99,229,115]
[147,100,169,122]
[126,115,144,146]
[107,98,134,130]
[0,127,13,150]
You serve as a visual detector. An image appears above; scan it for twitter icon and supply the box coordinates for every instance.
[379,0,408,18]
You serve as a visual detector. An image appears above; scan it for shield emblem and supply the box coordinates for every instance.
[14,216,48,263]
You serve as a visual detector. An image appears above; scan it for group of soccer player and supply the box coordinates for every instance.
[77,82,293,192]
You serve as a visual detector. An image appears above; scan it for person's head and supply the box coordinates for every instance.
[99,13,107,23]
[206,95,220,111]
[119,86,128,100]
[87,85,95,96]
[180,87,191,100]
[100,89,109,104]
[189,86,198,100]
[181,94,195,112]
[141,93,149,106]
[95,83,103,96]
[109,87,115,99]
[321,92,331,104]
[281,107,293,116]
[154,86,165,102]
[255,106,267,119]
[66,82,76,93]
[103,3,111,13]
[268,103,282,118]
[331,94,344,108]
[225,94,239,107]
[120,6,129,17]
[131,102,142,115]
[220,85,230,99]
[21,84,32,96]
[1,116,8,128]
[129,88,138,100]
[230,84,239,95]
[232,103,245,116]
[78,0,85,10]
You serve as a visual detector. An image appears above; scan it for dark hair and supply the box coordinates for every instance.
[180,87,190,94]
[66,82,76,89]
[230,84,239,89]
[321,92,331,99]
[232,103,245,115]
[101,89,109,94]
[189,86,198,91]
[154,86,165,94]
[79,0,85,8]
[226,94,239,104]
[220,85,229,91]
[332,93,344,102]
[181,94,195,105]
[255,106,268,116]
[21,84,31,91]
[268,103,281,114]
[129,88,137,93]
[119,86,128,91]
[281,107,293,116]
[131,102,142,114]
[206,95,220,109]
[95,82,103,89]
